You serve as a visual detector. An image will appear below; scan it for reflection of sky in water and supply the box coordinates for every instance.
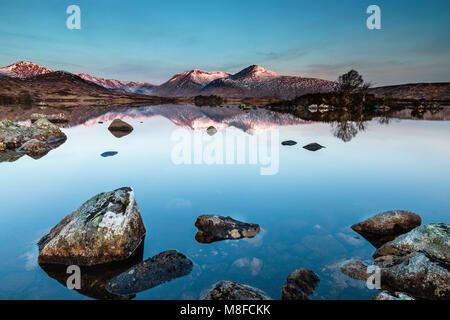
[0,113,449,300]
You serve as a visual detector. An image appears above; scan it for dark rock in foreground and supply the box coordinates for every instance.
[303,142,325,151]
[373,223,450,300]
[340,259,369,281]
[351,210,422,248]
[204,281,271,300]
[18,139,50,159]
[101,151,118,158]
[206,126,217,136]
[108,119,134,138]
[106,250,193,295]
[281,140,297,146]
[38,187,146,266]
[195,215,260,243]
[282,268,320,300]
[373,291,414,300]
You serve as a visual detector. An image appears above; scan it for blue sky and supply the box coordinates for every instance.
[0,0,449,85]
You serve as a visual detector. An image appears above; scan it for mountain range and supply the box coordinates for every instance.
[1,61,449,101]
[0,61,336,99]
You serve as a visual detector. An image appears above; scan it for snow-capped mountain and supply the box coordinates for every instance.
[201,65,337,99]
[0,61,53,78]
[152,69,230,97]
[0,61,337,99]
[76,73,156,95]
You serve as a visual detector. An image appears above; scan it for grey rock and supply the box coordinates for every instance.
[38,187,146,266]
[340,259,369,281]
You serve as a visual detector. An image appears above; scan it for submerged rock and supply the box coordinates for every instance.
[373,291,415,300]
[106,250,193,295]
[101,151,118,158]
[281,140,297,146]
[0,119,66,160]
[373,223,450,300]
[206,126,217,136]
[37,187,146,266]
[352,210,422,248]
[282,268,320,300]
[204,281,271,300]
[303,143,325,151]
[108,119,133,138]
[195,215,260,243]
[40,244,144,300]
[340,259,369,281]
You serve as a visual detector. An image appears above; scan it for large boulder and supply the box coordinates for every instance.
[106,250,193,295]
[282,268,320,300]
[373,223,450,300]
[195,215,260,243]
[17,139,50,159]
[38,187,146,266]
[204,281,271,300]
[351,210,422,247]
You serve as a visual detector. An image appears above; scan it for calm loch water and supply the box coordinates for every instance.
[0,105,449,299]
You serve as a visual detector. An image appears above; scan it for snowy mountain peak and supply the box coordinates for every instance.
[168,69,229,85]
[0,61,53,78]
[232,65,279,80]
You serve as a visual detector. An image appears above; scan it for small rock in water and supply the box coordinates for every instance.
[37,187,146,266]
[108,119,134,138]
[195,215,260,243]
[373,291,415,300]
[282,268,320,300]
[204,281,271,300]
[206,126,217,136]
[281,140,297,146]
[106,250,193,295]
[101,151,118,158]
[303,143,325,151]
[340,259,369,281]
[351,210,422,248]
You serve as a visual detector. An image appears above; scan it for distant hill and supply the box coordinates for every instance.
[370,83,450,102]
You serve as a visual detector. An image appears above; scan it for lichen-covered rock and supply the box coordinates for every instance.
[378,252,449,300]
[0,119,66,160]
[204,281,271,300]
[106,250,193,295]
[282,268,320,300]
[373,223,450,300]
[340,259,369,281]
[351,210,422,248]
[38,187,146,266]
[373,223,449,266]
[31,113,68,123]
[108,119,133,138]
[373,291,415,300]
[303,143,325,151]
[195,215,260,243]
